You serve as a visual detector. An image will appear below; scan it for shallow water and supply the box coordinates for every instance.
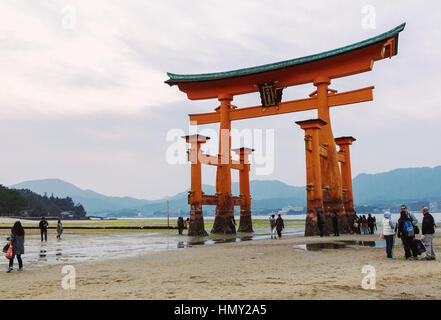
[293,240,393,251]
[1,224,304,269]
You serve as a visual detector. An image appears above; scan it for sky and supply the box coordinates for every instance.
[0,0,440,200]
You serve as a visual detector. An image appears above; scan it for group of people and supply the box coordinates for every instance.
[315,212,340,237]
[268,214,285,239]
[39,217,64,241]
[177,217,192,235]
[381,205,436,261]
[4,217,64,273]
[312,205,437,262]
[353,214,377,235]
[177,216,239,235]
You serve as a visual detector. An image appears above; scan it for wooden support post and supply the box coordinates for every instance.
[314,76,347,233]
[335,136,357,234]
[183,134,210,236]
[296,119,326,236]
[233,147,254,233]
[212,94,236,234]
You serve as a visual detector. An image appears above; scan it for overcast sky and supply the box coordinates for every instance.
[0,0,440,200]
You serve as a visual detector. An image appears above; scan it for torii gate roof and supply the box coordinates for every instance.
[165,23,405,100]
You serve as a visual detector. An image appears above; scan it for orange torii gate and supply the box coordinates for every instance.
[166,23,405,236]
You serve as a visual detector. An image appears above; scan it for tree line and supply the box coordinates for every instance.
[0,185,86,218]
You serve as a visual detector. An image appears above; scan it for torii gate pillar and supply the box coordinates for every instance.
[296,119,328,236]
[184,134,210,236]
[335,136,357,233]
[211,94,236,234]
[233,147,254,233]
[314,77,347,231]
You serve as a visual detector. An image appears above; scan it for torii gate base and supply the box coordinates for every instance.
[297,119,356,236]
[183,135,254,235]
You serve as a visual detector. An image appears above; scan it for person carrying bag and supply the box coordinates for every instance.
[6,221,25,273]
[4,239,13,260]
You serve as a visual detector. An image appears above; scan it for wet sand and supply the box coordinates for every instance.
[1,232,440,300]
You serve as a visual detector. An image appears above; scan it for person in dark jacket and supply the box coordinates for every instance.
[177,217,185,235]
[332,212,339,236]
[7,221,25,273]
[421,207,436,260]
[317,212,324,237]
[396,211,419,260]
[367,214,375,234]
[39,217,48,242]
[275,214,284,239]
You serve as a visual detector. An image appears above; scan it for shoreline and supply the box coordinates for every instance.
[1,232,440,300]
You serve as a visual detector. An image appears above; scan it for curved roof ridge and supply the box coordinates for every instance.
[166,22,405,84]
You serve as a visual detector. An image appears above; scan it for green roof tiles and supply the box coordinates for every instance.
[166,23,405,84]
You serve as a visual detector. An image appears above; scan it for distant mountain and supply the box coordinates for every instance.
[10,179,151,213]
[353,166,441,204]
[159,180,304,202]
[9,166,441,216]
[9,179,305,215]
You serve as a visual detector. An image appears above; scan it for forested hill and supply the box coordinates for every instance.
[0,185,86,218]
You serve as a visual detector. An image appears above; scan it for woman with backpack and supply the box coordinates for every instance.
[396,211,419,260]
[6,221,25,273]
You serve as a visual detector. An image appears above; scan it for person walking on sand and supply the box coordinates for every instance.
[352,212,359,234]
[332,212,340,236]
[354,214,361,234]
[56,220,63,240]
[381,211,396,259]
[177,217,185,235]
[361,215,368,234]
[269,214,276,239]
[39,217,48,242]
[317,212,324,237]
[421,207,436,260]
[185,218,190,230]
[6,221,25,273]
[275,214,284,239]
[367,214,375,234]
[396,210,419,260]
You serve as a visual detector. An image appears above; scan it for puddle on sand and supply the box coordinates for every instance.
[293,240,391,251]
[180,232,302,248]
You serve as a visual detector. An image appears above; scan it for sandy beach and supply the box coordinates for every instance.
[1,230,440,300]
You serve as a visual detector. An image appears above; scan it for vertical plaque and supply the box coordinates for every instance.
[258,82,277,107]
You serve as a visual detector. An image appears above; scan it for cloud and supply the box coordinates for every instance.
[0,0,440,199]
